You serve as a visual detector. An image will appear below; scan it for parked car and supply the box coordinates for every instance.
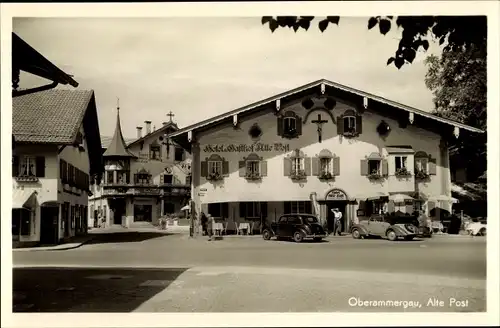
[262,214,327,243]
[465,218,487,236]
[350,214,418,241]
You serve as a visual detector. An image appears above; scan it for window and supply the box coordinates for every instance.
[278,111,302,139]
[284,201,312,214]
[163,174,173,184]
[103,205,107,218]
[395,156,408,170]
[278,216,288,224]
[117,172,126,184]
[303,216,318,224]
[134,205,152,222]
[185,175,192,185]
[207,203,229,218]
[246,160,260,175]
[20,156,36,176]
[288,216,301,224]
[174,147,184,162]
[415,157,428,173]
[368,160,381,175]
[208,161,222,175]
[343,115,356,133]
[413,201,423,213]
[241,202,261,218]
[149,143,161,160]
[135,173,151,185]
[284,117,296,135]
[164,202,175,215]
[292,157,304,174]
[107,171,114,184]
[320,157,332,174]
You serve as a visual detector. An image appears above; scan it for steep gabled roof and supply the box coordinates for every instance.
[13,89,93,144]
[127,121,179,148]
[100,135,135,149]
[169,79,484,151]
[102,107,136,158]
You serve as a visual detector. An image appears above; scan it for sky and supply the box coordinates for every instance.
[13,17,442,139]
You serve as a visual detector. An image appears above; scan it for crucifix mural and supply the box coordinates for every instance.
[312,113,328,143]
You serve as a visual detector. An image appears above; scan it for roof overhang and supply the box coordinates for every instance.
[169,79,484,153]
[12,190,38,209]
[12,32,78,88]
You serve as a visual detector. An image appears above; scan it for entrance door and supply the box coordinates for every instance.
[111,198,126,225]
[326,201,347,233]
[40,206,59,245]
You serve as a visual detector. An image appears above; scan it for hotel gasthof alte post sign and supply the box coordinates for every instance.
[168,79,484,235]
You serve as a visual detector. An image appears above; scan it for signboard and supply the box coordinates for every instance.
[325,189,348,201]
[203,143,290,153]
[200,188,208,192]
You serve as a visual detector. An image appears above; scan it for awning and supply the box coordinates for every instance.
[355,192,389,201]
[428,195,459,204]
[367,152,383,160]
[389,193,415,203]
[12,189,38,209]
[386,146,415,154]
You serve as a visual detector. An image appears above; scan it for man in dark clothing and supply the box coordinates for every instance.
[200,212,208,236]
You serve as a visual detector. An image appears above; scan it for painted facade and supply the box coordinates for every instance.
[170,79,483,235]
[88,109,191,228]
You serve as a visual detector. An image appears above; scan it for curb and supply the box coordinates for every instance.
[13,237,94,252]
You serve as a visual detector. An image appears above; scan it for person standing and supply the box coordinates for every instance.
[331,208,343,236]
[207,214,214,241]
[200,212,208,236]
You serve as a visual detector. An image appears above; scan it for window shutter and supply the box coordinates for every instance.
[382,159,388,176]
[312,157,319,176]
[360,159,368,175]
[222,160,229,175]
[387,200,395,213]
[428,157,437,175]
[260,202,268,218]
[283,158,292,176]
[333,156,340,176]
[337,116,344,135]
[304,157,311,176]
[239,161,246,177]
[260,160,268,176]
[239,202,245,218]
[13,156,19,177]
[35,156,45,177]
[200,160,208,177]
[356,115,362,134]
[222,203,229,218]
[296,116,303,136]
[277,116,284,137]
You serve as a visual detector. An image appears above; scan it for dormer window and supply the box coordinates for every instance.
[149,141,161,161]
[278,111,302,139]
[337,109,362,137]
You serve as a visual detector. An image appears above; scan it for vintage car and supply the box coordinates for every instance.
[351,214,418,241]
[465,218,487,236]
[262,214,327,243]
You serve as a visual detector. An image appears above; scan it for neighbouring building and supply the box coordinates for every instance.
[169,79,484,235]
[88,106,191,228]
[12,90,103,247]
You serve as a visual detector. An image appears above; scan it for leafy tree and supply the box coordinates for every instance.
[261,16,486,69]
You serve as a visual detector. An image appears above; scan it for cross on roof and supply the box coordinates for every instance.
[167,111,175,122]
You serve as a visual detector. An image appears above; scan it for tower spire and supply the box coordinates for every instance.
[102,99,136,158]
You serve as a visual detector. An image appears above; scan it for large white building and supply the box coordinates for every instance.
[169,79,484,234]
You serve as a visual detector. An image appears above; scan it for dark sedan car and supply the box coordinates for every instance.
[262,214,327,243]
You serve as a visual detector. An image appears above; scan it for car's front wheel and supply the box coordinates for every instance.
[293,231,304,243]
[262,229,272,240]
[479,228,486,236]
[352,228,361,239]
[386,230,397,241]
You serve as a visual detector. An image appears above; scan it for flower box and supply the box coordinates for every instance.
[367,169,383,180]
[290,169,307,181]
[245,171,261,180]
[415,169,430,180]
[395,167,412,178]
[207,172,223,181]
[318,171,334,180]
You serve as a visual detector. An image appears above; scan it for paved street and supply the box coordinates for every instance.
[12,232,487,312]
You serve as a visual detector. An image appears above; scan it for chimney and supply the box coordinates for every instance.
[144,121,152,134]
[136,126,143,139]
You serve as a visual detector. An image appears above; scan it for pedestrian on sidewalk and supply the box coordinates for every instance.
[207,214,214,241]
[201,212,208,236]
[331,208,343,236]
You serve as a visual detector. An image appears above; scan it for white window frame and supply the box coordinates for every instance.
[149,145,161,160]
[208,160,222,175]
[246,160,260,175]
[395,156,408,170]
[291,157,304,174]
[20,156,36,177]
[415,157,428,173]
[343,115,356,133]
[319,157,333,174]
[368,159,381,175]
[284,117,297,134]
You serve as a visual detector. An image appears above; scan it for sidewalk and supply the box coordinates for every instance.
[13,235,94,252]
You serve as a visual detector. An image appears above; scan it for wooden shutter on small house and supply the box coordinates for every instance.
[260,161,268,176]
[222,159,229,175]
[333,156,340,176]
[283,157,292,176]
[200,160,208,177]
[239,202,245,218]
[356,115,362,134]
[260,202,268,218]
[239,161,246,177]
[277,116,284,137]
[382,159,388,176]
[12,156,19,177]
[296,116,303,136]
[336,116,344,135]
[35,156,45,177]
[304,157,311,176]
[312,157,320,176]
[360,159,368,175]
[387,200,395,213]
[428,157,437,175]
